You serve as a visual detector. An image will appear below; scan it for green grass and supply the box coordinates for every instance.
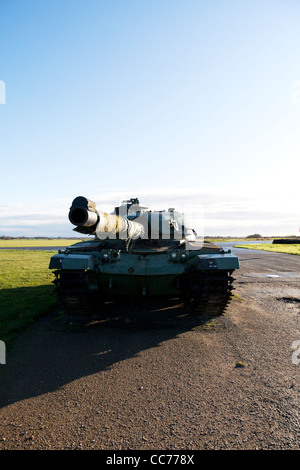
[0,250,58,344]
[235,244,300,256]
[0,238,85,247]
[205,238,272,243]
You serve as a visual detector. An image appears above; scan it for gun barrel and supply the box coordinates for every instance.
[68,196,144,239]
[68,197,98,229]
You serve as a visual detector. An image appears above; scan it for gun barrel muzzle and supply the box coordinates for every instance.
[69,197,98,228]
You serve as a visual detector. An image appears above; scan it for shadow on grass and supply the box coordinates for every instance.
[0,285,221,409]
[0,285,57,345]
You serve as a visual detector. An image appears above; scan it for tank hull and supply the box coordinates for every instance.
[49,239,239,317]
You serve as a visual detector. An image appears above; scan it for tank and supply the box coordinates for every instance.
[49,196,239,319]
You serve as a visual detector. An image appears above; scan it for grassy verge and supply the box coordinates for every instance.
[0,250,57,345]
[205,238,272,243]
[235,244,300,256]
[0,238,85,247]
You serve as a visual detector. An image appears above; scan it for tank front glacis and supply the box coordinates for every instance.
[49,196,239,316]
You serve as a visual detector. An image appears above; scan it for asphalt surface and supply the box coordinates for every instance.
[1,243,300,450]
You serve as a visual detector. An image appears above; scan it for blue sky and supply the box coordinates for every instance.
[0,0,300,237]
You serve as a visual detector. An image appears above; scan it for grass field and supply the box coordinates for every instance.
[0,250,57,345]
[0,238,85,247]
[235,244,300,256]
[206,238,273,243]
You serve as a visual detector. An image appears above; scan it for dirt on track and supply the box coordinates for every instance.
[1,246,300,450]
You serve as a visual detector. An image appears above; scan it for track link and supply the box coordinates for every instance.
[53,270,94,316]
[181,269,235,316]
[53,269,236,320]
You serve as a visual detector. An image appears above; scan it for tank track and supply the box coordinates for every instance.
[181,269,235,317]
[53,269,235,320]
[53,270,95,317]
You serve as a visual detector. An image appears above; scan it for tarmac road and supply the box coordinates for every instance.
[0,244,300,450]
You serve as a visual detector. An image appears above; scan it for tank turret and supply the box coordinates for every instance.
[68,196,196,242]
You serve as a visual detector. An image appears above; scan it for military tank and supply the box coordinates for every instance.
[49,196,239,319]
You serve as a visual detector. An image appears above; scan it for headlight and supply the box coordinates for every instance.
[101,250,120,263]
[102,252,110,262]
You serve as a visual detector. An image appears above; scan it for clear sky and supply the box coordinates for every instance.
[1,0,300,237]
